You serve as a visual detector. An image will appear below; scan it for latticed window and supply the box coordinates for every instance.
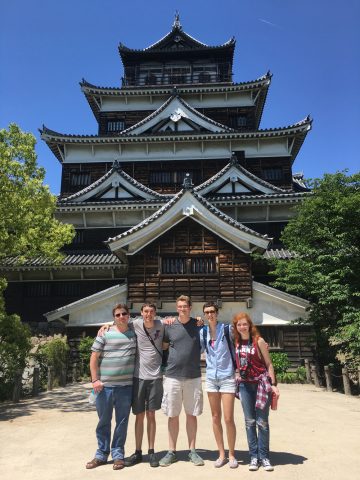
[24,283,51,297]
[70,170,91,187]
[161,256,217,275]
[107,121,125,132]
[262,167,283,181]
[149,171,200,185]
[235,116,247,127]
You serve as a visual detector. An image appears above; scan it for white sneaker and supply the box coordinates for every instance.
[261,458,274,471]
[249,458,259,471]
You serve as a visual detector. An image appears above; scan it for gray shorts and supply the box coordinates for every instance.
[132,377,163,415]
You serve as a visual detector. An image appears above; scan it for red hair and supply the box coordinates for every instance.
[232,312,260,346]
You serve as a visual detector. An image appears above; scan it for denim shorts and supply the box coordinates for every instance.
[205,376,236,393]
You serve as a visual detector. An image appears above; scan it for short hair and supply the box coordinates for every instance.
[141,302,157,312]
[112,303,130,317]
[202,301,218,313]
[176,295,192,307]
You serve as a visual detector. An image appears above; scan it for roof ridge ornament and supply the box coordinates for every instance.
[230,152,239,166]
[183,173,193,190]
[112,159,122,171]
[173,11,182,30]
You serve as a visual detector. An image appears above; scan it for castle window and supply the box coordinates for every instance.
[235,116,247,127]
[70,170,91,187]
[107,121,125,132]
[149,170,200,185]
[262,167,284,181]
[73,230,84,245]
[161,256,217,275]
[24,283,51,297]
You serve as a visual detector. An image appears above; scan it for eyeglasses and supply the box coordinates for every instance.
[204,310,216,315]
[115,312,129,317]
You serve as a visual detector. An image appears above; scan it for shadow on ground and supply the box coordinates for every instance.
[0,383,93,421]
[134,449,307,466]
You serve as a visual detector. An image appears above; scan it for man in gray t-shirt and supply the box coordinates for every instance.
[124,303,166,468]
[159,295,204,467]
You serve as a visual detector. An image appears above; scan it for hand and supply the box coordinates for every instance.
[162,316,176,325]
[196,316,204,327]
[271,385,280,398]
[97,323,111,337]
[92,379,104,394]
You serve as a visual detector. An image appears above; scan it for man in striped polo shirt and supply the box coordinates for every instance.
[86,303,136,471]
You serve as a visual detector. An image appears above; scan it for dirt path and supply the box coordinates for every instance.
[0,382,359,480]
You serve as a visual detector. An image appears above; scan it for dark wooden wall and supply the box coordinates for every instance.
[127,218,252,303]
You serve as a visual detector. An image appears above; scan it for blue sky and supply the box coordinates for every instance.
[1,0,359,193]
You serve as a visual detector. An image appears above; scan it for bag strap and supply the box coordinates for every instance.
[224,324,237,371]
[143,322,163,358]
[203,326,209,354]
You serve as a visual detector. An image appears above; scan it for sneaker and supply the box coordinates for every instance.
[149,452,159,468]
[261,458,274,471]
[214,457,228,468]
[159,451,178,467]
[249,457,259,471]
[188,450,205,466]
[228,458,238,469]
[124,451,143,467]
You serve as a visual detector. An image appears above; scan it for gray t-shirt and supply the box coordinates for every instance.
[132,318,164,380]
[163,317,201,379]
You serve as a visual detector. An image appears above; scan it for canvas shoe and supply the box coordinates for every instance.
[124,451,143,467]
[249,457,259,471]
[188,450,205,466]
[159,451,178,467]
[261,458,274,471]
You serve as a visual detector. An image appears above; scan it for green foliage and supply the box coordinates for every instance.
[270,172,360,377]
[35,336,69,388]
[0,312,32,400]
[270,352,290,376]
[0,124,74,262]
[277,367,307,384]
[78,336,94,378]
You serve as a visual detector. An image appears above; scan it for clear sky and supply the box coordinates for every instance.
[1,0,359,193]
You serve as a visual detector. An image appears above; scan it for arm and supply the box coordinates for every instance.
[89,351,104,393]
[258,338,280,397]
[97,322,112,337]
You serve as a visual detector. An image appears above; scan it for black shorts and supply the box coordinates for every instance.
[132,377,163,415]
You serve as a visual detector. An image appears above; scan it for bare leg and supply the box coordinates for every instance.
[221,393,236,460]
[208,392,226,459]
[168,416,179,451]
[135,412,145,451]
[186,414,197,450]
[146,410,156,450]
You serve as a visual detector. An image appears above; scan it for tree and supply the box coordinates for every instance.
[270,172,360,377]
[0,123,74,264]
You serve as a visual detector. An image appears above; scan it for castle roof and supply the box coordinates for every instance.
[106,187,270,255]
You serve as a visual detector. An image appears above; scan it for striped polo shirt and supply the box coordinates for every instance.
[91,325,136,386]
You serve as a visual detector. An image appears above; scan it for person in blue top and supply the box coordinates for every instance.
[200,302,238,469]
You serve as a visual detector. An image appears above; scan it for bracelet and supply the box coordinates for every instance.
[92,379,99,383]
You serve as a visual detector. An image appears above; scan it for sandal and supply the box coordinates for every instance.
[113,459,125,470]
[86,458,107,469]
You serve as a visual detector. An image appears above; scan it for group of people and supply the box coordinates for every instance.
[86,295,280,471]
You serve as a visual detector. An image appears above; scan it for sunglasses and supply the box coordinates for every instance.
[115,312,129,317]
[204,310,216,314]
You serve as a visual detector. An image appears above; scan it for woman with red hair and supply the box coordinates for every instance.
[232,313,279,472]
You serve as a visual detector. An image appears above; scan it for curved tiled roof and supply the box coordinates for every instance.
[41,116,311,142]
[80,72,271,96]
[263,249,296,260]
[0,251,123,270]
[208,191,310,204]
[59,161,169,203]
[106,189,269,246]
[194,157,288,194]
[119,93,235,135]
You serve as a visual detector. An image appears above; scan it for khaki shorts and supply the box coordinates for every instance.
[161,376,203,417]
